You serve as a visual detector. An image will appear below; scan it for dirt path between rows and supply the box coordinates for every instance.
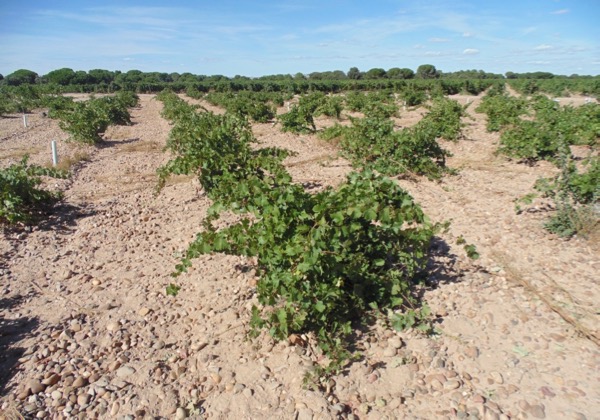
[1,93,598,420]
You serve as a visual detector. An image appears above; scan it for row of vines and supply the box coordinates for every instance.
[1,92,139,225]
[475,88,599,237]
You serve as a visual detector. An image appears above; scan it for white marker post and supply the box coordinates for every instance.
[51,141,58,167]
[23,114,28,128]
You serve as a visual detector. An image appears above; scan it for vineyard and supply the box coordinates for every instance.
[0,84,598,419]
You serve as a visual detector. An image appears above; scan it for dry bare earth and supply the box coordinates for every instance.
[0,93,598,420]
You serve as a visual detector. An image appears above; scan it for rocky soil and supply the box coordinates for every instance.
[0,93,598,420]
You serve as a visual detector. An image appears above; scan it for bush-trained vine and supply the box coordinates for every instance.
[51,92,138,144]
[204,91,277,123]
[156,90,436,374]
[533,152,599,237]
[184,170,435,374]
[0,156,68,225]
[498,95,600,162]
[324,98,465,179]
[475,92,528,132]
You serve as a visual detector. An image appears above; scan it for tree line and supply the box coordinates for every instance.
[3,65,598,88]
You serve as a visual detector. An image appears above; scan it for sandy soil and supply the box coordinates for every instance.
[0,93,598,420]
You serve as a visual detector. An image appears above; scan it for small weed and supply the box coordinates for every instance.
[166,283,181,296]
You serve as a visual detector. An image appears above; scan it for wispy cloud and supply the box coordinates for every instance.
[551,9,569,15]
[534,44,553,50]
[429,37,449,43]
[463,49,480,55]
[36,7,183,30]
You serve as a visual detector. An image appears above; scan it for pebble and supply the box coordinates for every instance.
[539,386,556,398]
[490,372,504,384]
[383,347,397,357]
[28,380,45,394]
[389,337,403,349]
[175,407,187,419]
[42,373,61,386]
[72,377,88,388]
[110,402,120,416]
[444,380,461,390]
[472,395,486,404]
[138,307,151,316]
[297,408,314,420]
[153,340,166,350]
[464,346,479,359]
[526,404,546,418]
[106,321,120,332]
[116,366,136,378]
[77,394,90,406]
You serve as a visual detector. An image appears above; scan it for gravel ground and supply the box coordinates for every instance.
[1,93,598,420]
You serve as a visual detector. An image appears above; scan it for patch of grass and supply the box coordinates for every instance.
[0,147,42,160]
[118,141,162,154]
[49,151,91,172]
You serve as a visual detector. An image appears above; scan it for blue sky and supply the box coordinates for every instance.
[1,0,599,77]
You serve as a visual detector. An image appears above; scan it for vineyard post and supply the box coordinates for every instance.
[51,141,58,166]
[23,114,28,128]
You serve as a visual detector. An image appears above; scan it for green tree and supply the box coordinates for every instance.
[387,67,414,79]
[5,69,38,86]
[347,67,362,80]
[72,70,91,85]
[88,69,116,84]
[416,64,439,79]
[365,68,387,79]
[44,68,76,85]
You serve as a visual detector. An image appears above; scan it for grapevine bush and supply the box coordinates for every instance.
[326,98,465,179]
[204,91,276,123]
[534,152,599,237]
[475,93,528,132]
[0,156,67,225]
[51,92,138,144]
[498,96,600,162]
[156,91,436,373]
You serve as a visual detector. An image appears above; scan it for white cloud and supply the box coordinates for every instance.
[551,9,569,15]
[462,32,473,37]
[463,48,479,55]
[429,37,449,43]
[534,44,553,50]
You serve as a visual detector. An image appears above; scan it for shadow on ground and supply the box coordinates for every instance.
[36,202,97,233]
[0,293,40,395]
